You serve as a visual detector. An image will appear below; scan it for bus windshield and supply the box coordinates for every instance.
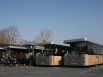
[70,42,87,54]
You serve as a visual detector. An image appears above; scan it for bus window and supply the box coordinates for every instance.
[87,42,98,54]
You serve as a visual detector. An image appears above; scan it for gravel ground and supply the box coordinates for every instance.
[0,65,103,77]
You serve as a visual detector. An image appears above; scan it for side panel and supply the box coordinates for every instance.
[64,54,85,66]
[84,55,103,66]
[36,55,50,65]
[100,55,103,64]
[36,55,63,66]
[50,56,62,66]
[64,54,103,66]
[84,54,101,66]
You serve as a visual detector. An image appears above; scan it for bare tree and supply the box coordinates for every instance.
[0,31,10,44]
[0,26,20,44]
[6,26,20,44]
[18,39,32,45]
[34,29,53,43]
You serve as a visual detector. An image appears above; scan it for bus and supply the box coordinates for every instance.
[0,47,7,65]
[23,44,44,66]
[64,38,103,66]
[0,44,44,66]
[36,43,69,66]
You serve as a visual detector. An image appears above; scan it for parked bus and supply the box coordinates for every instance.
[0,47,7,65]
[64,38,103,66]
[36,43,69,66]
[0,44,43,66]
[23,44,44,65]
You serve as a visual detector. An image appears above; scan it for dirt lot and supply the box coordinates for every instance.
[0,65,103,77]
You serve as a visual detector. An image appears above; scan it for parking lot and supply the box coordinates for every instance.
[0,65,103,77]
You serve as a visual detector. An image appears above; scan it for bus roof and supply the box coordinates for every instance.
[64,38,88,43]
[37,42,69,47]
[3,45,27,49]
[0,47,5,50]
[64,38,103,46]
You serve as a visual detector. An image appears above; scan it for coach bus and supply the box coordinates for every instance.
[64,38,103,66]
[36,43,69,66]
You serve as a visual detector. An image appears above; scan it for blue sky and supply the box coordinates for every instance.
[0,0,103,44]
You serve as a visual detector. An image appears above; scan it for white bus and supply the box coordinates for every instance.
[64,38,103,66]
[36,43,69,66]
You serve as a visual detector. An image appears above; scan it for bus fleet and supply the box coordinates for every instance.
[0,38,103,66]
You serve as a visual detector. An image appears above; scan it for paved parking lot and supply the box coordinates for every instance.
[0,65,103,77]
